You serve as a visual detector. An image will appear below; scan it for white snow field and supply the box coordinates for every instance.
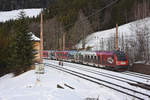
[0,9,42,22]
[0,59,146,100]
[0,59,136,100]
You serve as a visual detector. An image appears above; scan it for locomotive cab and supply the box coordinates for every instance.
[114,50,129,70]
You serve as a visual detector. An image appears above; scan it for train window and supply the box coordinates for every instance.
[85,55,88,62]
[51,53,54,56]
[116,52,127,61]
[94,56,96,60]
[91,56,93,59]
[79,55,82,60]
[90,56,92,63]
[93,56,96,63]
[87,55,89,62]
[88,56,90,59]
[98,56,100,64]
[102,56,104,64]
[117,55,127,61]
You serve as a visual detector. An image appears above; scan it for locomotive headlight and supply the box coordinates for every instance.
[116,61,126,65]
[121,62,126,64]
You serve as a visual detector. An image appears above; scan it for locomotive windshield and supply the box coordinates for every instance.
[115,51,127,61]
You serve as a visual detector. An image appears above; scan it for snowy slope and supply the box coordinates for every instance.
[76,17,150,51]
[0,9,42,22]
[0,60,135,100]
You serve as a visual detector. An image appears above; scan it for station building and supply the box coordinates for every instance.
[29,32,40,62]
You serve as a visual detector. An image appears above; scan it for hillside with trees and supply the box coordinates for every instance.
[40,0,150,50]
[1,0,150,50]
[0,0,150,76]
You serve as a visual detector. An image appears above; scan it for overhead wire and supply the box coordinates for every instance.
[62,0,119,30]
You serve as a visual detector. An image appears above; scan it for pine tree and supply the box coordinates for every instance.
[0,28,10,76]
[10,11,35,74]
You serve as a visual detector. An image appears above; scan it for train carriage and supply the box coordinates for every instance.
[68,51,77,62]
[75,51,97,66]
[55,51,68,61]
[82,51,97,66]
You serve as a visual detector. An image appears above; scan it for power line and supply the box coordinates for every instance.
[63,0,119,30]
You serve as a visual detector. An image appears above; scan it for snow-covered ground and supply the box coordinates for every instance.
[48,60,150,85]
[45,60,150,99]
[0,60,139,100]
[0,9,42,22]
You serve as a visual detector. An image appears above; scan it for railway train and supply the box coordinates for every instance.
[43,50,129,71]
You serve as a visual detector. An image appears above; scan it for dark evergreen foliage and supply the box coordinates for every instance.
[0,11,35,76]
[9,11,35,75]
[0,0,54,11]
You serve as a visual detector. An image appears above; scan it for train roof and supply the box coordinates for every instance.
[55,50,77,54]
[78,51,96,55]
[96,50,126,55]
[96,51,114,55]
[55,51,68,52]
[68,51,77,55]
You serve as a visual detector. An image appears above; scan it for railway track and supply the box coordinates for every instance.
[63,62,150,90]
[44,62,150,100]
[45,60,150,86]
[122,71,150,80]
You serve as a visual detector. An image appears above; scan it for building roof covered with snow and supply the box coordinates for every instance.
[29,32,40,41]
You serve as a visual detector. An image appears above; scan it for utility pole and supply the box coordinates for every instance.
[35,11,44,83]
[116,24,119,50]
[63,33,66,51]
[40,12,43,63]
[102,37,104,51]
[59,37,62,50]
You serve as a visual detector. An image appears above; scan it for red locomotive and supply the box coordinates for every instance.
[96,51,128,70]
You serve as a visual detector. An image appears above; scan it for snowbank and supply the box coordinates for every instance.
[0,9,42,22]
